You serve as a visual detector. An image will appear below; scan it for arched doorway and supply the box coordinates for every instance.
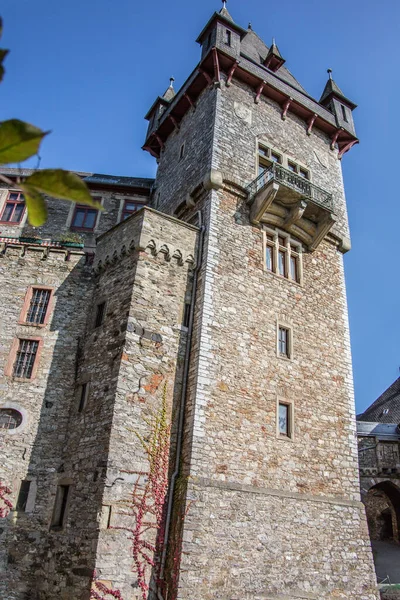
[364,481,400,543]
[364,481,400,583]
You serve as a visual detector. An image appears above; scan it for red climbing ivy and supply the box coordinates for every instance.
[0,481,12,518]
[116,386,171,600]
[90,576,124,600]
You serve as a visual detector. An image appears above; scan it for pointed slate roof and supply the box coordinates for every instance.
[162,78,176,102]
[241,29,307,94]
[220,4,233,21]
[263,39,286,72]
[357,377,400,424]
[319,73,357,109]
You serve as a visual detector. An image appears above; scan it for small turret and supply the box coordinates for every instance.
[196,0,247,60]
[144,78,176,143]
[263,39,286,72]
[320,69,357,135]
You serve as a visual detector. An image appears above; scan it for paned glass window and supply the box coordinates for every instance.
[121,200,142,221]
[264,230,301,284]
[0,408,23,430]
[0,192,25,224]
[13,339,39,379]
[278,327,290,357]
[258,145,282,174]
[26,289,51,325]
[279,403,290,436]
[71,205,99,231]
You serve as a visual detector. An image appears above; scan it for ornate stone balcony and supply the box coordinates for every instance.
[247,163,336,251]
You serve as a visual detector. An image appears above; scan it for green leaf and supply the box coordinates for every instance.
[25,169,99,207]
[0,119,49,164]
[20,184,48,227]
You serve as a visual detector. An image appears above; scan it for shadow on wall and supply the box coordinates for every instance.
[2,245,130,600]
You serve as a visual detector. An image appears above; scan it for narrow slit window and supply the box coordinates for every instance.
[278,326,290,358]
[290,254,299,283]
[13,339,39,379]
[26,289,51,325]
[16,480,31,512]
[183,303,191,328]
[278,403,291,437]
[179,144,185,160]
[78,383,89,413]
[95,302,106,328]
[51,485,70,529]
[278,249,286,277]
[341,104,348,122]
[225,30,232,46]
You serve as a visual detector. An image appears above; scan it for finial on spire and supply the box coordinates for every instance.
[272,37,276,45]
[169,77,175,87]
[222,0,227,8]
[327,68,333,80]
[248,22,252,30]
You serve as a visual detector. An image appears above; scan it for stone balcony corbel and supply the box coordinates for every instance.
[247,163,336,252]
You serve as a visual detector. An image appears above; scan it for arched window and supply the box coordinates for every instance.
[0,408,23,430]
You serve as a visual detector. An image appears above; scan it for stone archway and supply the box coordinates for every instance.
[363,481,400,584]
[364,481,400,544]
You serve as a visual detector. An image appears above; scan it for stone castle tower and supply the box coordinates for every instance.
[0,4,379,600]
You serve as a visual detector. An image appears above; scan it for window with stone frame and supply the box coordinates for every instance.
[13,339,40,379]
[70,199,101,231]
[51,484,71,529]
[0,191,25,224]
[22,287,53,326]
[121,199,144,221]
[264,230,302,284]
[276,399,294,440]
[258,144,283,175]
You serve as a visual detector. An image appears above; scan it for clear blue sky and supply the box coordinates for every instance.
[1,0,398,414]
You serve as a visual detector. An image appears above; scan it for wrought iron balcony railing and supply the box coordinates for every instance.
[247,163,334,213]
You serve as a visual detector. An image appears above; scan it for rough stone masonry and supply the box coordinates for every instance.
[0,4,380,600]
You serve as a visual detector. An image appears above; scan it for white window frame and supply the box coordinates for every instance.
[276,398,294,441]
[262,228,303,285]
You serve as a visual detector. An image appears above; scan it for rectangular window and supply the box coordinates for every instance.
[26,289,51,325]
[299,167,309,179]
[278,402,291,437]
[270,151,281,163]
[278,250,286,277]
[121,200,142,221]
[225,30,232,46]
[278,326,290,358]
[71,205,99,231]
[183,303,191,328]
[287,161,297,173]
[263,230,302,284]
[16,480,31,512]
[290,254,299,283]
[95,302,106,328]
[0,191,25,224]
[179,143,185,160]
[78,382,89,413]
[51,485,70,529]
[341,104,348,122]
[13,339,39,379]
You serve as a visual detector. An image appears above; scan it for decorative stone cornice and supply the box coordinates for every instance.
[94,207,198,274]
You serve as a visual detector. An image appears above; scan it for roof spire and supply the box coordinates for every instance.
[327,68,333,80]
[162,76,176,101]
[219,0,233,20]
[263,38,286,72]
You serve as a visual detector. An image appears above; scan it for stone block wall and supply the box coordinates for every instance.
[0,243,93,599]
[163,75,379,599]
